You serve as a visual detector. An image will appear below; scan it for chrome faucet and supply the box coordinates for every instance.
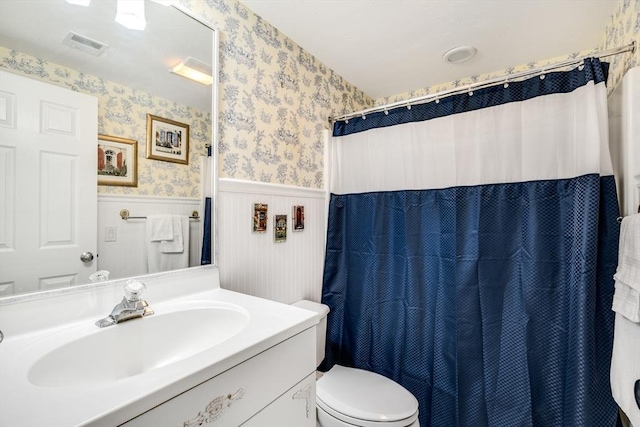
[95,279,154,328]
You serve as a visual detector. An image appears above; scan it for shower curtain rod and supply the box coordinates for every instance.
[329,41,636,123]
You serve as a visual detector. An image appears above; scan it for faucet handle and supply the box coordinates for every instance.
[124,279,146,302]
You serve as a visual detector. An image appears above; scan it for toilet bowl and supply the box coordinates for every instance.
[292,300,419,427]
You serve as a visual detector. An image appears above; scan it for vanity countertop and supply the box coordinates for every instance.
[0,266,317,427]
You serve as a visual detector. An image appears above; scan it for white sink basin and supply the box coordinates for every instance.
[0,267,318,427]
[27,302,250,387]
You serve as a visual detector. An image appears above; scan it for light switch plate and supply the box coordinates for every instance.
[105,226,117,242]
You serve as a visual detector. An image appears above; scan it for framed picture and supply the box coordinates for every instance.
[146,114,189,164]
[292,205,305,231]
[97,134,137,187]
[275,214,287,242]
[253,203,268,233]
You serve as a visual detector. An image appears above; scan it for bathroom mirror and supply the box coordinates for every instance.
[0,0,218,298]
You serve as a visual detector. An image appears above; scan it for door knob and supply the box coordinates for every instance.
[80,252,94,263]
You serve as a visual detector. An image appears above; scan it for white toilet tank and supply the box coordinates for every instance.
[292,300,330,366]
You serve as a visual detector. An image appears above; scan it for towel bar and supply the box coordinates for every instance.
[119,209,200,220]
[616,204,640,223]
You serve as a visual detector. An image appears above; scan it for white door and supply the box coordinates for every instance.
[0,70,98,296]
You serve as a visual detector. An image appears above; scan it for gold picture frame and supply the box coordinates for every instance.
[97,134,138,187]
[146,114,190,164]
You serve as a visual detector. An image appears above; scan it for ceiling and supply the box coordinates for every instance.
[238,0,619,100]
[0,0,213,111]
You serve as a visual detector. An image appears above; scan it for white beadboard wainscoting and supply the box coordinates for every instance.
[218,178,326,304]
[97,194,204,280]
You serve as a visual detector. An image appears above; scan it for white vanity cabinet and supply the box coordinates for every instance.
[121,327,316,427]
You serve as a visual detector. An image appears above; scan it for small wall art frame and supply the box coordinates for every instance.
[253,203,268,233]
[97,134,138,187]
[275,214,287,243]
[292,205,305,231]
[146,114,190,165]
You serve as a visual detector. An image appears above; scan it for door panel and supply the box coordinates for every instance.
[0,70,97,296]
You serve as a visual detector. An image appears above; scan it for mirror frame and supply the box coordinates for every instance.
[173,3,220,268]
[0,4,219,305]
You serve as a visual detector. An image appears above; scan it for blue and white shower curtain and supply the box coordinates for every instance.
[322,59,620,426]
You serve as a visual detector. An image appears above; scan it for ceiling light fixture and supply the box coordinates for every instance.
[65,0,91,5]
[442,46,477,64]
[115,0,146,31]
[170,57,213,85]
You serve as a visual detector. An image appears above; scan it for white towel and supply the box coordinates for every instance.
[613,281,640,323]
[146,215,190,273]
[610,213,640,426]
[161,216,184,253]
[610,313,640,426]
[147,215,174,242]
[612,213,640,322]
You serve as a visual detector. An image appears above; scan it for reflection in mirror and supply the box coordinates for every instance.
[0,1,217,298]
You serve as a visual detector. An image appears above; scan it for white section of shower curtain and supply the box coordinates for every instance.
[331,80,612,195]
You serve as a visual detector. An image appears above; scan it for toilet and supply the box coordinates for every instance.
[292,300,420,427]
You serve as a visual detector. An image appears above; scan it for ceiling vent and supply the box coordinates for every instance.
[62,32,108,56]
[442,46,477,64]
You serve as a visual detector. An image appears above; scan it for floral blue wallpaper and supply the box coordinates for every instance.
[179,0,374,189]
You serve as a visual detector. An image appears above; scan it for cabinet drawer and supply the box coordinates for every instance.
[242,372,316,427]
[122,327,315,427]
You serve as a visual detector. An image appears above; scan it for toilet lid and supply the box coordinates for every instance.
[316,365,419,426]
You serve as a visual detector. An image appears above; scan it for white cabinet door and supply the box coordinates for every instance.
[242,373,316,427]
[0,70,98,295]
